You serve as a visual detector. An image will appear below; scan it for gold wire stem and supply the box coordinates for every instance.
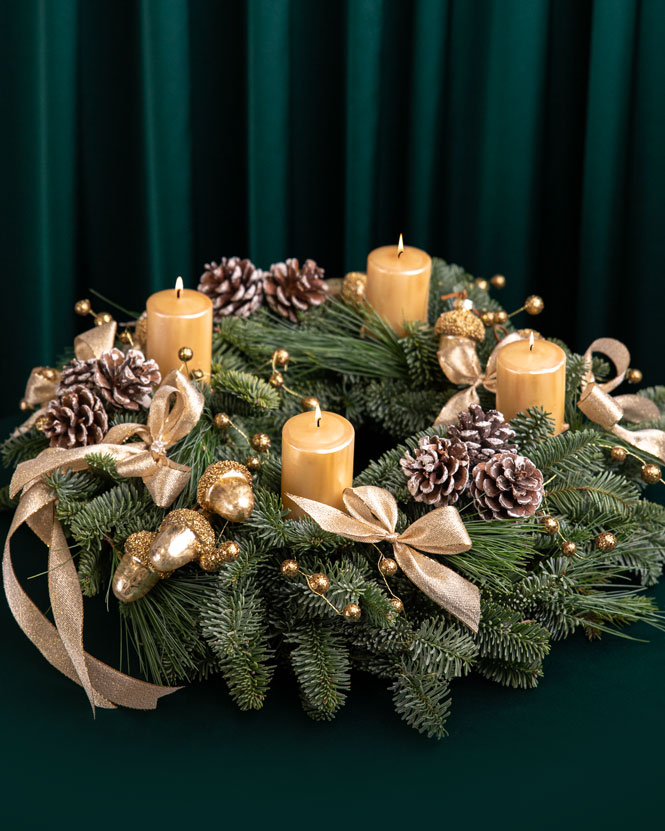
[598,443,665,485]
[507,305,527,319]
[298,569,343,616]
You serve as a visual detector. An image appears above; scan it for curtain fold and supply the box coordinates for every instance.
[2,0,665,414]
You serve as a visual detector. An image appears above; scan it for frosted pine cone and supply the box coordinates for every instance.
[400,435,470,507]
[42,386,108,448]
[447,404,517,469]
[198,257,265,320]
[264,258,328,322]
[94,348,161,410]
[58,357,97,394]
[470,450,544,520]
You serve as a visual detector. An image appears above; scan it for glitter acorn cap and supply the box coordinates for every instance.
[124,531,171,578]
[158,509,216,556]
[434,309,485,343]
[197,460,252,506]
[197,460,255,522]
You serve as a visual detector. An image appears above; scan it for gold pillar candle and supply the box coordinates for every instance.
[281,406,355,519]
[146,277,213,379]
[496,335,566,435]
[365,235,432,336]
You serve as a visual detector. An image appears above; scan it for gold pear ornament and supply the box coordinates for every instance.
[197,460,255,522]
[113,531,171,603]
[149,509,216,572]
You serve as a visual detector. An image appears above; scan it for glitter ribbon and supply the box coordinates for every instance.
[578,337,665,460]
[288,486,480,632]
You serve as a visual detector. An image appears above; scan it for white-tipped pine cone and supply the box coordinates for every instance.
[400,435,470,507]
[447,404,517,469]
[470,450,544,520]
[264,258,328,322]
[198,257,265,320]
[42,386,108,448]
[93,348,161,410]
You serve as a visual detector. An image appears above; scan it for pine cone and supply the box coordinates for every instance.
[94,348,161,410]
[447,404,517,468]
[470,450,544,520]
[58,357,97,394]
[42,386,108,448]
[400,435,470,507]
[264,258,328,322]
[198,257,265,320]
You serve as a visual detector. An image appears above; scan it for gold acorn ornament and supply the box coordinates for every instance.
[149,509,216,572]
[251,432,271,452]
[595,531,617,552]
[491,274,506,289]
[197,460,255,522]
[434,304,485,344]
[341,271,367,305]
[112,531,171,603]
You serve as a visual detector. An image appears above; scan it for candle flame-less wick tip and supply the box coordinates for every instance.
[397,233,404,258]
[175,276,184,298]
[315,403,322,427]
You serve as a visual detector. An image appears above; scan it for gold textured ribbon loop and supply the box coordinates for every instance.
[73,320,117,360]
[578,338,665,461]
[288,486,480,632]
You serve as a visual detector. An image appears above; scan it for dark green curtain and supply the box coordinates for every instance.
[2,0,664,415]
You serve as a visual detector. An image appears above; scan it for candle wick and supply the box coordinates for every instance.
[397,249,403,258]
[316,417,321,428]
[529,342,534,352]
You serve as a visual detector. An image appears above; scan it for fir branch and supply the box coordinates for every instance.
[287,621,351,719]
[1,428,49,467]
[390,670,452,739]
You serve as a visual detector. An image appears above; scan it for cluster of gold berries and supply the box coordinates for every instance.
[74,298,114,327]
[280,559,361,621]
[610,445,661,484]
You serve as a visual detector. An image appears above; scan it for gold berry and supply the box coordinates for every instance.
[610,446,627,463]
[118,330,132,345]
[524,295,544,315]
[251,433,271,452]
[595,531,617,552]
[389,597,404,615]
[19,398,31,412]
[273,348,290,367]
[218,540,241,562]
[214,412,231,430]
[641,464,662,484]
[541,516,559,535]
[342,602,362,621]
[480,310,496,327]
[379,557,398,577]
[198,551,222,572]
[491,274,506,289]
[35,415,49,432]
[270,371,284,388]
[475,278,489,292]
[74,298,91,316]
[191,368,204,380]
[280,559,299,578]
[178,346,194,362]
[301,396,319,412]
[94,311,113,326]
[562,541,577,557]
[494,310,508,325]
[40,367,57,382]
[308,572,331,595]
[245,455,261,472]
[626,368,643,385]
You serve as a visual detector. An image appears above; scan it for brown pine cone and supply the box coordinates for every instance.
[198,257,265,320]
[400,435,470,507]
[42,386,108,448]
[470,450,544,520]
[264,258,328,322]
[58,357,97,393]
[447,404,517,468]
[94,348,161,410]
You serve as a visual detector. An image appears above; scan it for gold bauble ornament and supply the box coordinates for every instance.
[95,311,114,326]
[491,274,506,289]
[214,412,232,430]
[434,309,485,343]
[251,432,271,452]
[561,540,577,557]
[475,278,489,292]
[246,455,261,472]
[610,446,627,462]
[541,515,559,535]
[389,597,404,615]
[280,558,300,578]
[343,602,362,621]
[191,368,204,380]
[641,464,662,484]
[342,271,367,304]
[494,310,508,325]
[626,368,643,385]
[307,572,331,595]
[149,509,215,572]
[112,531,169,603]
[301,396,319,412]
[524,295,544,315]
[595,531,617,552]
[480,310,496,327]
[197,460,254,522]
[178,346,194,362]
[74,298,91,316]
[270,371,285,388]
[118,330,132,345]
[19,398,31,412]
[273,348,290,367]
[200,540,242,571]
[379,557,398,577]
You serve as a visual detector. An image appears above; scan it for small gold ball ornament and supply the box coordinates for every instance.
[626,368,643,385]
[191,368,204,380]
[595,531,617,552]
[214,412,232,430]
[218,540,242,562]
[19,398,31,412]
[524,295,544,315]
[273,348,290,367]
[342,271,367,304]
[246,455,261,472]
[308,573,331,595]
[475,278,489,292]
[379,557,398,577]
[494,310,508,325]
[280,559,300,578]
[197,460,254,522]
[541,515,559,535]
[641,464,662,484]
[389,597,404,615]
[35,415,49,432]
[95,311,114,326]
[178,346,194,362]
[562,541,577,557]
[343,602,362,621]
[251,432,271,452]
[301,396,320,412]
[74,298,92,316]
[118,330,132,345]
[480,310,496,327]
[270,371,285,388]
[491,274,506,289]
[610,446,627,462]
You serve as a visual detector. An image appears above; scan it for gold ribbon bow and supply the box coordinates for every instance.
[578,338,665,461]
[288,486,481,632]
[3,369,203,711]
[435,332,524,426]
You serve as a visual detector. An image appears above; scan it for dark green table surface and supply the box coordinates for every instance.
[2,412,664,828]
